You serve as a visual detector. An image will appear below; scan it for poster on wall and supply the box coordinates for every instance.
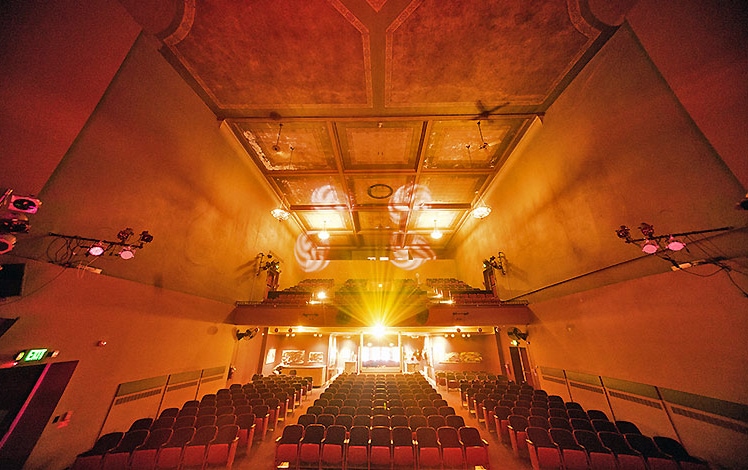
[282,350,305,365]
[308,352,324,363]
[440,351,483,363]
[266,349,276,364]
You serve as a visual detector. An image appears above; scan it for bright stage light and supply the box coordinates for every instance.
[372,324,386,337]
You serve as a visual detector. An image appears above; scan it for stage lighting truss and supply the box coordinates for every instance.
[47,228,154,266]
[615,222,732,258]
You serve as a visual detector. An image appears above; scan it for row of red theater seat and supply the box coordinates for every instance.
[70,423,240,470]
[275,423,490,469]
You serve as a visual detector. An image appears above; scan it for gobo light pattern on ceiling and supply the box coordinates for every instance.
[142,0,615,269]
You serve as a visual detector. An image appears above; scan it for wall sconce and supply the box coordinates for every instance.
[271,207,290,221]
[471,200,492,219]
[616,223,731,256]
[483,252,507,275]
[48,228,153,264]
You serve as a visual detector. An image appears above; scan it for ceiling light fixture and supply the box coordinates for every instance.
[430,220,443,240]
[272,123,283,152]
[476,121,489,149]
[271,207,290,221]
[318,221,330,241]
[471,200,492,219]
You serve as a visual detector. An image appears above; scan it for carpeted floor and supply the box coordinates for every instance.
[231,373,533,469]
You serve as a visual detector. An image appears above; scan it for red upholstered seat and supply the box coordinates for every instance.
[459,426,491,469]
[274,424,303,468]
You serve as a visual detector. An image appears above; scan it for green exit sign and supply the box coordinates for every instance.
[15,348,49,362]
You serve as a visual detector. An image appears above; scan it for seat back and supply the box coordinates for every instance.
[301,423,325,444]
[348,425,370,446]
[111,429,149,452]
[592,419,618,433]
[335,413,353,429]
[570,418,593,431]
[427,414,446,429]
[316,413,335,427]
[189,425,218,446]
[625,433,670,458]
[548,408,568,419]
[445,414,465,429]
[297,413,316,427]
[150,416,176,430]
[139,427,173,449]
[159,407,180,418]
[526,426,554,446]
[165,426,196,447]
[392,426,414,446]
[587,409,609,421]
[322,424,347,445]
[216,414,236,426]
[615,420,642,435]
[415,426,438,447]
[528,415,549,429]
[508,414,528,431]
[128,417,154,432]
[573,429,611,453]
[89,432,124,454]
[408,414,427,431]
[195,414,217,428]
[599,431,638,455]
[549,416,572,431]
[174,415,196,429]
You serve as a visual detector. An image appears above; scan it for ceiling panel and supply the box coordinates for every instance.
[424,119,525,170]
[416,174,487,205]
[347,175,415,207]
[385,0,602,107]
[410,209,465,231]
[338,121,423,170]
[296,210,351,231]
[273,176,347,207]
[164,0,372,111]
[232,121,336,171]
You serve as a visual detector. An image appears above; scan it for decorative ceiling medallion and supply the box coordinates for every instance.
[367,183,394,200]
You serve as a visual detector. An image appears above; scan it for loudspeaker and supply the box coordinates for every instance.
[0,213,29,233]
[507,327,528,341]
[0,263,25,297]
[8,195,41,214]
[0,235,17,255]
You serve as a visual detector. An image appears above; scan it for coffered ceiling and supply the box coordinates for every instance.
[122,0,616,259]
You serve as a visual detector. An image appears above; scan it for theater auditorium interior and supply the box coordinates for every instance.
[1,0,747,469]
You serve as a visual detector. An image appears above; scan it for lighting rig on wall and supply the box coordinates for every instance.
[256,252,280,275]
[45,228,153,268]
[0,189,42,254]
[615,223,732,257]
[483,252,507,275]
